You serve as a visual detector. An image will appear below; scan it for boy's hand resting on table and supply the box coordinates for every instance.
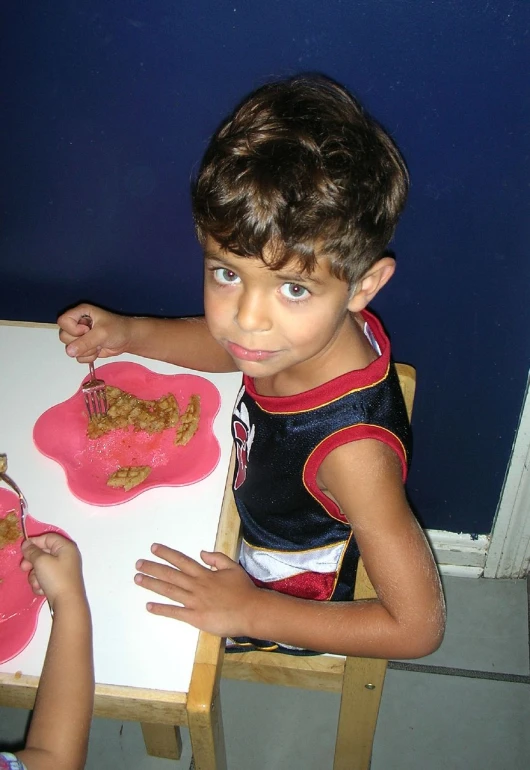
[20,533,87,612]
[135,544,260,637]
[57,304,132,363]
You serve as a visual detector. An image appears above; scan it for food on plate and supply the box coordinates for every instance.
[0,510,22,549]
[88,386,179,439]
[84,383,202,493]
[175,394,201,446]
[106,465,152,492]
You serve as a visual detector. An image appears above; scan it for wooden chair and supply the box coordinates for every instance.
[221,363,416,770]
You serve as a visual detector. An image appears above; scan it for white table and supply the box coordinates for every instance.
[0,320,243,768]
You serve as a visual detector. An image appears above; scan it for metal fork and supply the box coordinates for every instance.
[0,453,28,540]
[78,314,108,417]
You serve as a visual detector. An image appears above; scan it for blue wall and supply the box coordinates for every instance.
[2,1,529,534]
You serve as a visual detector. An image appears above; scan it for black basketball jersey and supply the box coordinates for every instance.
[228,309,411,653]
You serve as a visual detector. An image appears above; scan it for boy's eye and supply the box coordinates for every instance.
[213,268,240,285]
[280,283,309,301]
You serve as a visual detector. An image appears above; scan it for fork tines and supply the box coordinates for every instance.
[82,366,108,419]
[77,313,108,418]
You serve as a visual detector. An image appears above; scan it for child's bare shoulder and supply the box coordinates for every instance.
[318,437,409,525]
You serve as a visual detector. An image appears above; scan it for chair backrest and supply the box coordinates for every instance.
[395,362,416,422]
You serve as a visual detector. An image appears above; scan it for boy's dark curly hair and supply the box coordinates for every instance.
[191,74,409,286]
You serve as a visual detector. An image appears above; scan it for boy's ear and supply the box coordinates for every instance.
[347,257,396,312]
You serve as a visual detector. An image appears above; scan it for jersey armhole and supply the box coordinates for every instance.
[303,424,409,522]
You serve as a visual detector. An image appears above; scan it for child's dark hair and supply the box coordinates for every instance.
[191,73,409,286]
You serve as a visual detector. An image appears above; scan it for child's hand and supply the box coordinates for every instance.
[20,533,86,611]
[134,544,260,637]
[57,304,132,363]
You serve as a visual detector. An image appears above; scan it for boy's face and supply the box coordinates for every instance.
[203,237,356,381]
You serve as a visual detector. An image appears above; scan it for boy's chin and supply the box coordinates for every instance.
[231,358,279,379]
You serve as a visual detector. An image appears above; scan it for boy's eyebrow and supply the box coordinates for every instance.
[203,249,241,268]
[203,248,227,262]
[204,250,323,285]
[274,269,324,286]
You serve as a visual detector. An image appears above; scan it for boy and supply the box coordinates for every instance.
[58,74,445,659]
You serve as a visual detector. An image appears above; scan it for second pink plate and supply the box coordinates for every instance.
[33,362,222,506]
[0,488,69,664]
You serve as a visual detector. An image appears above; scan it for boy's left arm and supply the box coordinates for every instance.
[259,438,446,658]
[310,437,447,658]
[136,438,445,659]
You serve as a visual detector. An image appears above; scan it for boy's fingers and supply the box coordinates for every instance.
[20,540,44,564]
[57,306,95,330]
[146,602,194,623]
[23,532,70,556]
[28,572,44,594]
[58,312,100,358]
[200,550,235,570]
[65,336,99,360]
[135,559,196,590]
[134,573,191,605]
[149,544,204,574]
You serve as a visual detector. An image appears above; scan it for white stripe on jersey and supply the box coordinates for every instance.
[239,539,347,583]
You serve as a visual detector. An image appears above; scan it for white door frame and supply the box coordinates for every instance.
[484,373,530,578]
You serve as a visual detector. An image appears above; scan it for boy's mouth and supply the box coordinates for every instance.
[226,341,278,362]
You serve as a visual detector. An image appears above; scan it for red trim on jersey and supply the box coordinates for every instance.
[243,309,389,414]
[250,569,337,601]
[303,424,409,523]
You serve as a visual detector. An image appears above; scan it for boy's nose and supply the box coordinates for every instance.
[235,291,272,333]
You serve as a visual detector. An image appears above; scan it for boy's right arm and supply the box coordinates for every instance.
[57,304,237,372]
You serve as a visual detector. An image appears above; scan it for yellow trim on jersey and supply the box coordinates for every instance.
[241,536,348,557]
[251,361,391,415]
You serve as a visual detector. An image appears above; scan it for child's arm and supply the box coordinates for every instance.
[248,438,447,658]
[57,304,237,372]
[16,534,94,770]
[135,439,445,660]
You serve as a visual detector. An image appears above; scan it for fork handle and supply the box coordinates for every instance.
[79,315,97,378]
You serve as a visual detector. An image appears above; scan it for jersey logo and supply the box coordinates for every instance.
[233,386,255,490]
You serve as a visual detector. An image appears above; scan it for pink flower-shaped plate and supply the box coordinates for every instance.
[0,488,69,664]
[33,362,222,506]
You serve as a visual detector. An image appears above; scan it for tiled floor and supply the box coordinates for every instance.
[1,574,529,769]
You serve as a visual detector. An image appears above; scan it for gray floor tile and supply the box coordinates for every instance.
[402,576,529,675]
[222,671,530,770]
[221,678,339,770]
[0,706,28,753]
[373,668,530,770]
[85,719,192,769]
